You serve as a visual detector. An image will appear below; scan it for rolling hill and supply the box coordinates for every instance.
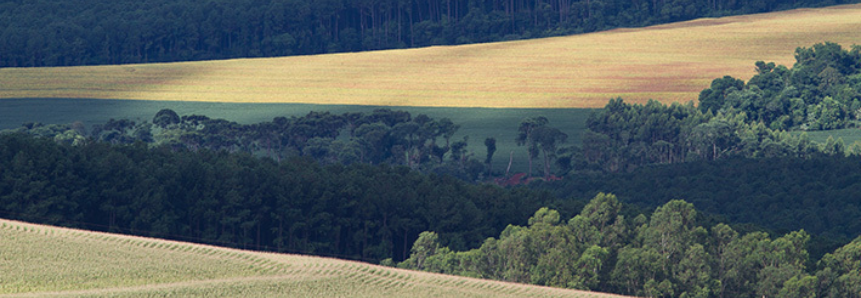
[1,4,860,108]
[0,218,630,298]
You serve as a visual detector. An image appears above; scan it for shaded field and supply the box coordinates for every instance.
[0,98,591,173]
[0,218,630,298]
[1,5,860,108]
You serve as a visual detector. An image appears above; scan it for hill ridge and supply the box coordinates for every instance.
[0,218,632,297]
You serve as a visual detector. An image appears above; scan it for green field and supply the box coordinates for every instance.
[0,219,630,298]
[1,4,860,109]
[797,128,861,146]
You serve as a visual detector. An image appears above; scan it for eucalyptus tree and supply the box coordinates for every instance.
[817,237,861,298]
[516,116,548,177]
[532,125,567,178]
[484,137,496,175]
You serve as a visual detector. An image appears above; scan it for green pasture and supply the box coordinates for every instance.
[0,98,593,175]
[797,128,861,148]
[0,219,626,298]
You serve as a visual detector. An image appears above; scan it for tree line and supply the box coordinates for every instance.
[8,107,583,181]
[2,0,856,67]
[0,132,571,262]
[7,108,511,180]
[398,193,861,298]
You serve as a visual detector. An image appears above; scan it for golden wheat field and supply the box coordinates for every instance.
[1,4,859,108]
[0,219,631,298]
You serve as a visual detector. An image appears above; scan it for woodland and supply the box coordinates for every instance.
[1,0,858,67]
[396,194,861,298]
[4,126,861,297]
[3,42,861,297]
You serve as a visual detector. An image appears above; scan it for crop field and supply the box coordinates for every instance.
[0,219,631,298]
[2,4,861,109]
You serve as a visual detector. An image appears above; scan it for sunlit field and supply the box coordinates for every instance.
[0,219,631,298]
[2,4,860,108]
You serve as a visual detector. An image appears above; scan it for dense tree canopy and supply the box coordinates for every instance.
[539,156,861,257]
[6,108,495,180]
[1,0,856,67]
[0,132,567,262]
[579,97,825,172]
[399,193,861,298]
[699,42,861,131]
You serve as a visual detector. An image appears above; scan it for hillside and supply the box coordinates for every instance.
[1,4,860,108]
[0,218,629,298]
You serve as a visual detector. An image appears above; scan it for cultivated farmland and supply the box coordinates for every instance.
[0,218,631,298]
[1,4,860,108]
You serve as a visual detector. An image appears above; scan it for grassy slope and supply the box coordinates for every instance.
[0,219,629,298]
[2,4,860,108]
